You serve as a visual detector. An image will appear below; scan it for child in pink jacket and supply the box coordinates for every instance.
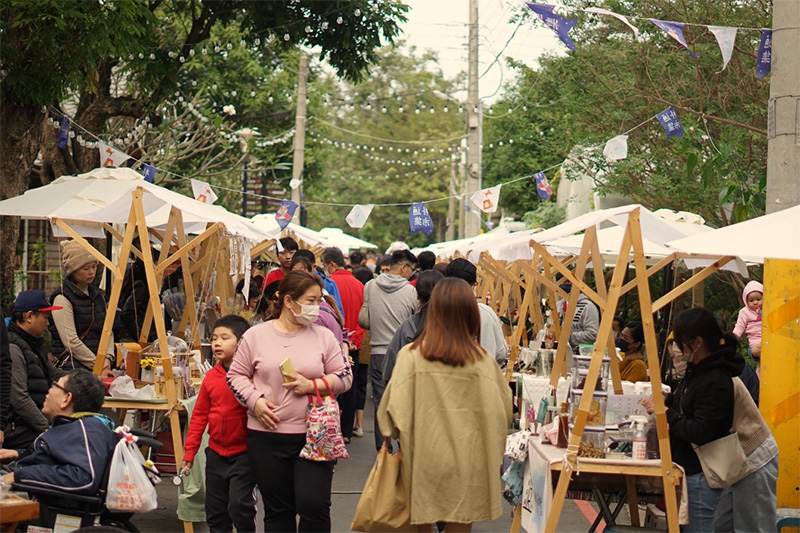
[733,280,763,373]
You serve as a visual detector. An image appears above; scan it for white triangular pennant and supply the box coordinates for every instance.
[584,7,640,36]
[707,26,737,72]
[470,185,502,213]
[603,135,629,162]
[190,178,218,204]
[97,142,131,168]
[346,204,374,229]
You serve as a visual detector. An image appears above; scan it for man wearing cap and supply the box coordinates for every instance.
[445,258,508,365]
[5,291,66,450]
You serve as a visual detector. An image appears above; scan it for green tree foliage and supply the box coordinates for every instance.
[483,0,770,226]
[303,44,464,249]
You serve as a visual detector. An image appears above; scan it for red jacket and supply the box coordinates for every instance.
[183,363,248,462]
[330,269,365,350]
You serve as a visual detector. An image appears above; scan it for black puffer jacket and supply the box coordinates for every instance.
[49,278,108,368]
[665,345,745,475]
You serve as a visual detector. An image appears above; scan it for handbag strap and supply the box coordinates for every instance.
[320,376,335,400]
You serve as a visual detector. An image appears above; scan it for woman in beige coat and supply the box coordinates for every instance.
[377,278,512,532]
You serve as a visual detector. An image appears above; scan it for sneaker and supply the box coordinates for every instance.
[353,427,364,437]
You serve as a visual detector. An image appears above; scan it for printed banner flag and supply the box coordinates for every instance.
[190,179,218,205]
[526,3,578,51]
[603,135,629,162]
[707,26,737,72]
[409,203,434,236]
[346,204,374,229]
[649,19,697,58]
[275,199,298,230]
[656,107,684,139]
[470,185,502,213]
[756,30,772,79]
[584,7,639,36]
[141,164,157,183]
[56,117,71,149]
[97,141,131,168]
[534,172,552,200]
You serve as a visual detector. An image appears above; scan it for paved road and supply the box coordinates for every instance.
[133,392,631,532]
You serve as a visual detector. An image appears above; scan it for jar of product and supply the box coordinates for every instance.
[570,389,608,426]
[571,368,608,391]
[578,343,594,356]
[571,355,610,391]
[576,426,606,458]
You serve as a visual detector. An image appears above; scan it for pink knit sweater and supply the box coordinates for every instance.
[227,321,353,434]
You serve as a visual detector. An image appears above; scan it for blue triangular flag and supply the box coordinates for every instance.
[275,199,298,230]
[526,3,579,51]
[649,19,697,58]
[534,172,552,200]
[57,117,70,149]
[655,107,684,139]
[409,203,434,236]
[141,164,157,183]
[756,30,772,79]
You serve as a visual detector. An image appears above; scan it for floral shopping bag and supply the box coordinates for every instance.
[300,376,349,461]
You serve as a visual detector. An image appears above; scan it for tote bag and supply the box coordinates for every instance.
[351,440,414,532]
[300,377,349,461]
[692,431,751,488]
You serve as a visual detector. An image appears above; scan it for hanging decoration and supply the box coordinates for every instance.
[526,3,579,51]
[275,199,298,230]
[756,30,772,79]
[648,19,698,58]
[141,164,157,183]
[409,203,434,236]
[583,7,639,36]
[534,172,553,201]
[655,107,684,139]
[56,117,71,149]
[191,179,219,204]
[603,135,629,162]
[707,26,738,72]
[98,141,131,167]
[470,185,502,213]
[346,204,374,229]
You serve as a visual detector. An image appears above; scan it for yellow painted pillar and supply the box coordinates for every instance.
[761,258,800,508]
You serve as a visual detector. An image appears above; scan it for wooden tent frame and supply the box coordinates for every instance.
[52,187,271,533]
[474,208,735,532]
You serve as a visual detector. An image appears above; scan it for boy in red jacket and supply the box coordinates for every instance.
[181,315,256,532]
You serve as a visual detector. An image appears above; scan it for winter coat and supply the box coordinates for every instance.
[664,345,745,475]
[365,274,417,356]
[49,278,108,368]
[377,345,512,525]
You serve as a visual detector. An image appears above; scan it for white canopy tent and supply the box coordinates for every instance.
[666,204,800,262]
[250,214,334,249]
[465,204,748,275]
[0,167,274,242]
[416,226,525,260]
[318,227,378,252]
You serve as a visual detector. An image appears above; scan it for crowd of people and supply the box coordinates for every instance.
[0,235,779,532]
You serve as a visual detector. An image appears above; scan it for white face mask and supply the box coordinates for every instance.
[291,302,320,326]
[681,340,700,363]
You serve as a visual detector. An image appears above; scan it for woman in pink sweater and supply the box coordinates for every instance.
[227,271,353,532]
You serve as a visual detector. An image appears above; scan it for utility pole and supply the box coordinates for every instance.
[465,0,482,237]
[761,0,800,511]
[447,152,457,241]
[291,54,309,224]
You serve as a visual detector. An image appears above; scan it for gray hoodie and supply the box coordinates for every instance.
[366,274,417,356]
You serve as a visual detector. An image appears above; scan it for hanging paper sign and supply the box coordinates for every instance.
[346,204,374,229]
[409,203,434,236]
[648,19,697,58]
[756,30,772,79]
[584,7,639,36]
[97,141,131,167]
[190,179,218,204]
[470,185,502,213]
[655,107,684,139]
[275,199,298,230]
[534,172,552,200]
[289,178,302,190]
[56,117,71,149]
[707,26,737,72]
[141,164,157,183]
[603,135,629,162]
[526,3,578,51]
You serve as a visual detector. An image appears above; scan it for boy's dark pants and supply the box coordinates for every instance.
[205,448,257,533]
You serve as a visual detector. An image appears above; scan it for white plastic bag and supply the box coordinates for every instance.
[108,375,156,399]
[106,437,158,513]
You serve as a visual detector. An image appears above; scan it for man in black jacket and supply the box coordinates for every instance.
[1,370,117,495]
[4,291,65,450]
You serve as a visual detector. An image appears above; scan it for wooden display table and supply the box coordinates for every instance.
[521,437,686,533]
[0,494,39,533]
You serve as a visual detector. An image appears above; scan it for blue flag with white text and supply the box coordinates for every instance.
[57,117,70,149]
[756,30,772,79]
[649,19,697,58]
[526,3,578,51]
[656,107,684,139]
[409,203,434,236]
[141,164,157,183]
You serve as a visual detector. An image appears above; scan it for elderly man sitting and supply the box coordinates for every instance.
[1,370,117,495]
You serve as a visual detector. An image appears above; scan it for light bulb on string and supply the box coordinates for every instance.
[458,105,463,113]
[149,53,155,60]
[321,21,329,30]
[398,106,404,113]
[179,55,185,63]
[138,52,144,59]
[255,37,261,45]
[415,108,420,114]
[305,25,312,33]
[214,43,220,53]
[227,41,233,50]
[240,39,246,47]
[354,8,361,16]
[381,106,387,113]
[443,106,448,113]
[251,90,256,97]
[429,107,435,113]
[336,16,343,24]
